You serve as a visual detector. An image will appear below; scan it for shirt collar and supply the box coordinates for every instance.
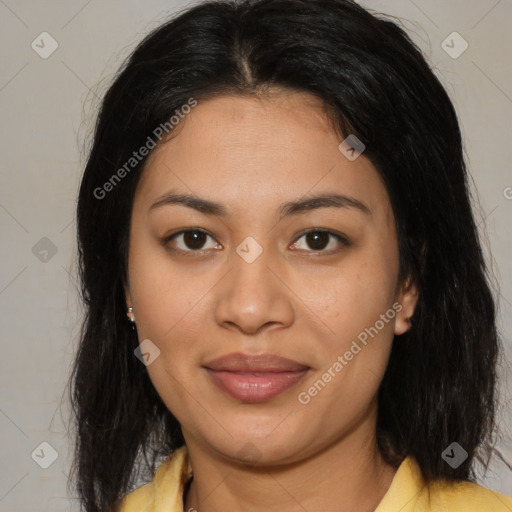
[153,445,193,512]
[375,455,427,511]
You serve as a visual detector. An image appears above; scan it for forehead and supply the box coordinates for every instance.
[134,91,391,221]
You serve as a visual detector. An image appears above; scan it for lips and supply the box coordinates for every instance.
[203,353,310,403]
[204,353,310,372]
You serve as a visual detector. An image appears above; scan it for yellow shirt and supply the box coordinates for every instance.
[117,445,512,511]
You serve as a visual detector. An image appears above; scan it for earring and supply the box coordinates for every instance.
[127,307,136,330]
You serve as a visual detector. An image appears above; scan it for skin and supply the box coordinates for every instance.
[124,89,418,512]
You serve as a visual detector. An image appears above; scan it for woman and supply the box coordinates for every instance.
[69,0,512,511]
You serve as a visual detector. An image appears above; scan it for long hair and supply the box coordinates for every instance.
[69,0,499,510]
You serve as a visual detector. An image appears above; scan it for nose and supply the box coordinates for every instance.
[213,239,295,336]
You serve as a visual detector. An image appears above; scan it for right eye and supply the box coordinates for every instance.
[162,228,222,254]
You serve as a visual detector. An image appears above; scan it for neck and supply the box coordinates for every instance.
[182,420,397,512]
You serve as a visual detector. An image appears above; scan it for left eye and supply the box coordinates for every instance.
[291,229,349,252]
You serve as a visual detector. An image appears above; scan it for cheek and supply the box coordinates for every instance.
[127,235,208,352]
[298,263,397,423]
[320,253,397,329]
[307,251,399,397]
[127,244,206,417]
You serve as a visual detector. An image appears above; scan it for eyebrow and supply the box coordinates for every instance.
[149,191,371,218]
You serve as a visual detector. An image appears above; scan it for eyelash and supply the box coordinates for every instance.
[162,228,351,256]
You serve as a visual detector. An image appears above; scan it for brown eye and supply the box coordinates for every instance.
[164,229,221,253]
[291,229,350,253]
[181,230,208,250]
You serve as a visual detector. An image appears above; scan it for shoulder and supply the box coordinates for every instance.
[115,481,154,512]
[377,456,512,512]
[115,445,192,512]
[428,478,512,511]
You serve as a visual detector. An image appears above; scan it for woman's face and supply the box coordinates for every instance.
[125,90,417,465]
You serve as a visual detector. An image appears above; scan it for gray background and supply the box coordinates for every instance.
[0,0,511,510]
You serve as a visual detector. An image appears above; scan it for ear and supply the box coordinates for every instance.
[394,275,419,335]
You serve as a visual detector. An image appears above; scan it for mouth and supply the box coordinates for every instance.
[203,353,310,403]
